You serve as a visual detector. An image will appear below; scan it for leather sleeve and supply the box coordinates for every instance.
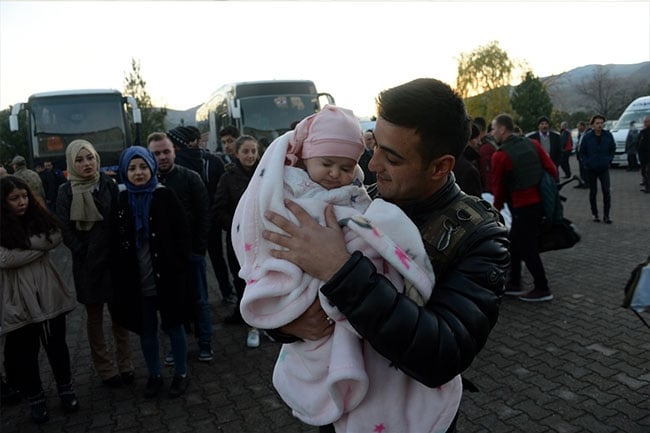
[320,222,509,388]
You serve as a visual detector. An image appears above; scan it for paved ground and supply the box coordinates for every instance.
[2,158,649,433]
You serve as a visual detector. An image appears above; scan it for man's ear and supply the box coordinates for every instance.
[429,155,456,181]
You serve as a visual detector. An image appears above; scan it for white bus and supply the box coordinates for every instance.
[195,80,334,153]
[9,89,141,173]
[610,95,650,166]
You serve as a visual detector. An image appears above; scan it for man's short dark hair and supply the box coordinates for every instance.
[473,117,487,132]
[493,113,515,132]
[375,78,470,166]
[590,114,606,125]
[219,125,240,138]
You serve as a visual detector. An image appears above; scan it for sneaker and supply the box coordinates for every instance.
[198,348,214,362]
[28,392,49,424]
[519,289,554,302]
[504,282,527,296]
[164,351,175,366]
[603,217,612,224]
[57,383,79,413]
[143,376,163,399]
[592,216,600,222]
[168,375,189,399]
[246,328,260,348]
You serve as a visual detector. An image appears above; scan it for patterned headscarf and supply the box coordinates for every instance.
[119,146,158,249]
[65,139,103,231]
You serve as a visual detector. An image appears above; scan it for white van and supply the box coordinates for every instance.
[610,95,650,166]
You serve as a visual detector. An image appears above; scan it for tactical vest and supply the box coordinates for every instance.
[499,136,543,190]
[419,193,502,278]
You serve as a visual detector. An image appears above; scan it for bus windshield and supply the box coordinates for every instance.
[29,94,127,164]
[239,95,318,139]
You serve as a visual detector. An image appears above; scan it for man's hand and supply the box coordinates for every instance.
[279,298,334,341]
[263,200,350,281]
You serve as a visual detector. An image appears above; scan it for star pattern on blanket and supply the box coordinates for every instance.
[374,423,386,433]
[394,246,411,269]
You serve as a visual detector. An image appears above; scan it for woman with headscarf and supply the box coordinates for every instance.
[56,140,134,388]
[109,146,192,400]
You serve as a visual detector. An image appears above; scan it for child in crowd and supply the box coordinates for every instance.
[56,140,134,388]
[231,106,458,432]
[109,146,192,399]
[0,176,79,423]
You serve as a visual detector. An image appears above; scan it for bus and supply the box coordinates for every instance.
[195,80,335,153]
[9,89,141,172]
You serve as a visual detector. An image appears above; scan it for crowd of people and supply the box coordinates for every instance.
[1,78,648,432]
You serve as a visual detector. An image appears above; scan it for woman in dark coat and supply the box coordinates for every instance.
[56,140,134,388]
[110,146,192,399]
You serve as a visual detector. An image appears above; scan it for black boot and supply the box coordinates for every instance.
[58,382,79,413]
[27,391,49,424]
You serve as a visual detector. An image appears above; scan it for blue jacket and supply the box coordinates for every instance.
[578,129,615,171]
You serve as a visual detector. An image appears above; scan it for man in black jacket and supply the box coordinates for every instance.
[262,78,509,432]
[638,115,650,193]
[147,132,213,369]
[528,116,562,168]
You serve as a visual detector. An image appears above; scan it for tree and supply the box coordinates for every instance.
[0,107,28,167]
[456,41,515,99]
[123,58,167,143]
[575,65,645,119]
[457,41,516,121]
[510,72,553,133]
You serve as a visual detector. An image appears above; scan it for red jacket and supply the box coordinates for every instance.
[491,137,558,210]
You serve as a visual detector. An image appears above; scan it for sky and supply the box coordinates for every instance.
[1,1,649,119]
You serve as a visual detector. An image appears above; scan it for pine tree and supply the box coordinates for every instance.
[510,72,553,133]
[123,58,167,143]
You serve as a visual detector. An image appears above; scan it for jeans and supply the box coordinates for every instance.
[189,254,212,350]
[509,203,548,291]
[140,296,187,377]
[225,230,246,299]
[4,314,72,397]
[577,155,589,186]
[207,227,235,299]
[560,152,572,177]
[586,168,611,218]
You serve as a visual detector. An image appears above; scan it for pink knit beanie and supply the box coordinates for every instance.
[286,105,364,166]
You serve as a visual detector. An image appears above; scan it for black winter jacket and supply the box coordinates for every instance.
[212,160,257,232]
[157,164,210,255]
[109,186,192,334]
[56,173,119,304]
[319,176,509,388]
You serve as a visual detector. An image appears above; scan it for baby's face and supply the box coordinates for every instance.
[303,156,357,190]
